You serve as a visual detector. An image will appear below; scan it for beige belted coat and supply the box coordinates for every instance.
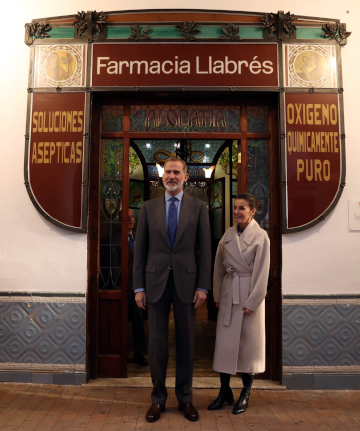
[212,220,270,375]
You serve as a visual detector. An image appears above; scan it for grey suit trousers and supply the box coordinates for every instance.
[148,271,196,404]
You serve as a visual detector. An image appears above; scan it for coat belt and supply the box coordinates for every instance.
[223,267,251,327]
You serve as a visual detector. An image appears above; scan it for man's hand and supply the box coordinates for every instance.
[135,292,147,310]
[193,290,207,309]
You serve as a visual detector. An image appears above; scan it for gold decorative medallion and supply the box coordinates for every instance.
[284,45,337,88]
[34,44,86,87]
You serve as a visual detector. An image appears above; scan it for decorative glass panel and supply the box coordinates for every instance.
[246,106,269,133]
[149,180,166,200]
[247,140,270,232]
[132,139,225,165]
[184,182,208,203]
[99,139,123,290]
[209,181,222,209]
[102,105,124,132]
[129,147,141,178]
[130,105,240,133]
[232,181,238,197]
[217,141,238,179]
[129,181,144,208]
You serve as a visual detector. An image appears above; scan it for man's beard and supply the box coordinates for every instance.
[163,180,183,192]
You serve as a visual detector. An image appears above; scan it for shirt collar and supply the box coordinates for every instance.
[237,224,244,236]
[165,190,183,202]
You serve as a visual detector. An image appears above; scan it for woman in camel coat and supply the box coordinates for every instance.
[208,193,270,415]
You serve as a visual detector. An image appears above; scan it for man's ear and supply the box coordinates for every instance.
[184,173,189,182]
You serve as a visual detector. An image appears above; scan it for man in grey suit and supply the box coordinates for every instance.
[133,157,211,423]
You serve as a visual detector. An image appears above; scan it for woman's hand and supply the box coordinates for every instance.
[242,307,254,314]
[215,302,219,309]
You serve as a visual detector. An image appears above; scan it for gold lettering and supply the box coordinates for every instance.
[314,104,321,125]
[334,132,339,152]
[70,142,76,163]
[56,142,62,162]
[330,104,337,125]
[306,159,313,181]
[322,104,329,125]
[38,112,44,132]
[297,159,304,181]
[37,142,43,163]
[76,142,82,163]
[64,142,70,163]
[32,112,38,132]
[306,104,314,125]
[31,142,37,163]
[49,142,56,162]
[78,111,83,132]
[314,159,322,181]
[43,142,49,163]
[323,160,330,181]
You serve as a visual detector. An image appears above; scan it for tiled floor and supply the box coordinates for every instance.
[0,383,359,430]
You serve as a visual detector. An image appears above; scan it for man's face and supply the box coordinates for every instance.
[128,209,135,231]
[162,161,189,193]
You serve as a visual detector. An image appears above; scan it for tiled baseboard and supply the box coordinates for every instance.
[0,371,85,385]
[0,292,86,385]
[282,294,360,389]
[282,373,360,390]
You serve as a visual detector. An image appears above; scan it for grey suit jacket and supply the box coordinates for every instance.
[133,193,211,304]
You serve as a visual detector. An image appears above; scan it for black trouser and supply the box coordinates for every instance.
[128,292,146,355]
[147,272,196,404]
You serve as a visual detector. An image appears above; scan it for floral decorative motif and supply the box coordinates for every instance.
[218,142,238,175]
[220,23,241,41]
[73,11,87,36]
[129,24,151,41]
[175,21,201,41]
[322,23,351,46]
[25,21,51,46]
[73,11,106,37]
[283,12,297,36]
[154,149,204,163]
[262,13,278,36]
[91,11,106,37]
[129,152,140,174]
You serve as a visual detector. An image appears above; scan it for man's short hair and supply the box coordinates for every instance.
[163,156,188,173]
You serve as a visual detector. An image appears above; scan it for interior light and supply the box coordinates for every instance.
[156,163,164,178]
[203,166,215,179]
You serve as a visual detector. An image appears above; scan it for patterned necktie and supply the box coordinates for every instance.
[128,233,134,253]
[167,196,178,250]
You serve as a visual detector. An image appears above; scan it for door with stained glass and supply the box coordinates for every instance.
[88,97,280,381]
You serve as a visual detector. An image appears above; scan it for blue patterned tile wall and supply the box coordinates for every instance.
[0,295,86,384]
[283,302,360,367]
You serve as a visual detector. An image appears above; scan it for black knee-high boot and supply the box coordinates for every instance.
[232,373,254,415]
[208,373,234,410]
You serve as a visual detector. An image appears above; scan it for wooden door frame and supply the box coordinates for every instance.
[87,92,282,382]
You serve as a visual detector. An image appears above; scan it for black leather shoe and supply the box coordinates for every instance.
[133,352,149,366]
[208,387,234,410]
[232,373,254,415]
[232,388,250,415]
[178,402,199,421]
[146,403,165,422]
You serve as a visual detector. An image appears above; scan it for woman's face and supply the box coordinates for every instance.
[233,199,256,229]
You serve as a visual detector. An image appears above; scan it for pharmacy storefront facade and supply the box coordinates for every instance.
[1,7,358,389]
